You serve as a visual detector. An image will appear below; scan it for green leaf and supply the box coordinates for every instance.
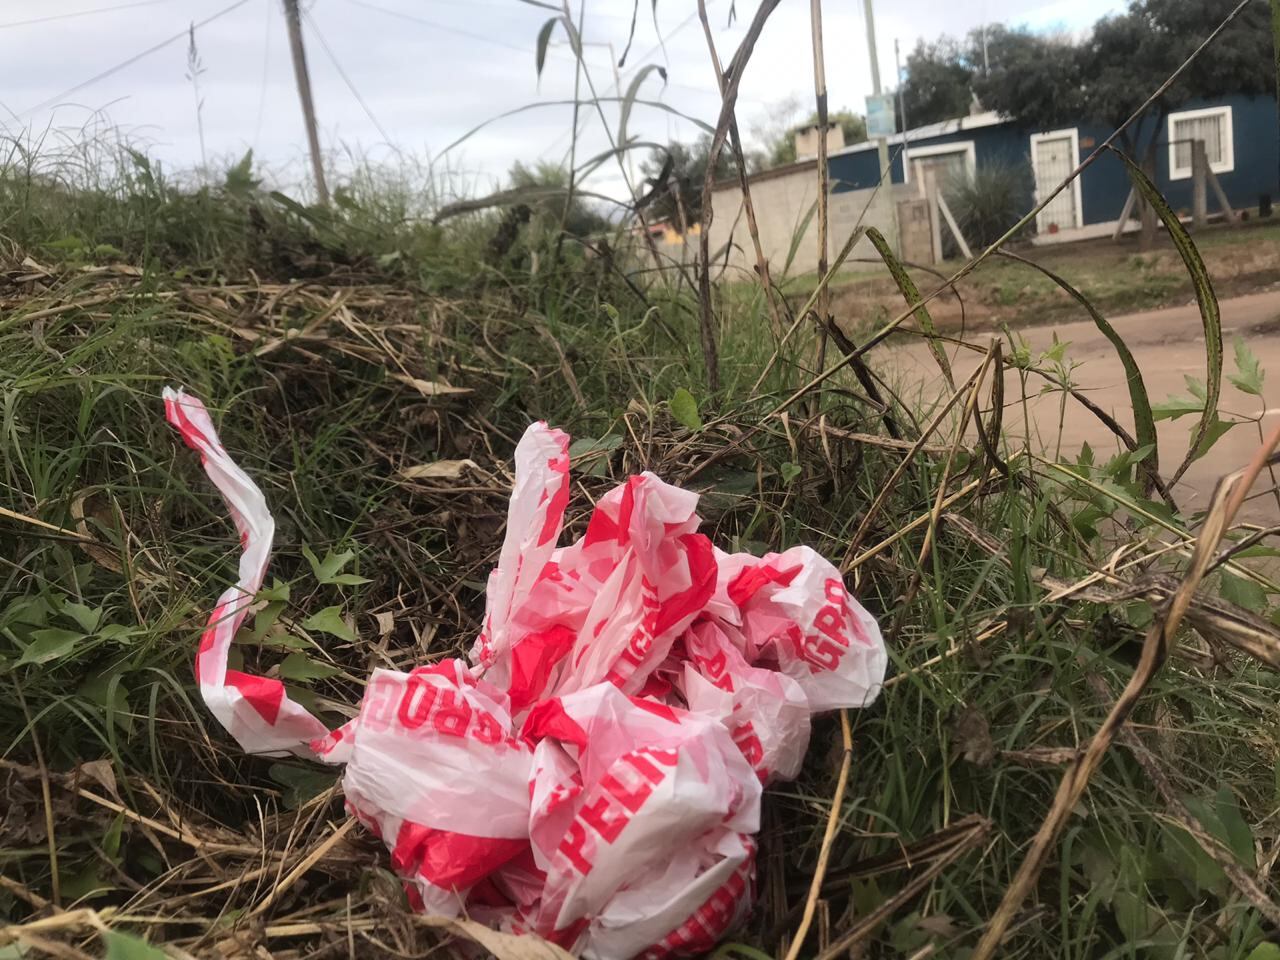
[1245,943,1280,960]
[3,595,52,629]
[328,573,372,586]
[1215,786,1256,868]
[63,864,112,902]
[300,605,355,643]
[669,388,701,431]
[569,435,623,477]
[18,628,85,665]
[97,624,139,642]
[60,601,102,633]
[1221,572,1269,613]
[259,578,291,603]
[1002,250,1158,487]
[867,226,952,387]
[618,64,667,156]
[534,16,559,79]
[249,600,286,642]
[1229,335,1265,396]
[103,812,124,862]
[278,652,341,681]
[780,462,802,484]
[268,763,338,810]
[103,931,167,960]
[1151,395,1203,421]
[1190,416,1237,462]
[1117,149,1221,485]
[1184,375,1207,402]
[79,672,131,733]
[302,546,370,586]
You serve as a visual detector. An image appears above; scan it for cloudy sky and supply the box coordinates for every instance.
[2,0,1127,203]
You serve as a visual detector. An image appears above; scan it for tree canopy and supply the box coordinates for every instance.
[897,0,1272,150]
[899,37,975,129]
[638,135,737,226]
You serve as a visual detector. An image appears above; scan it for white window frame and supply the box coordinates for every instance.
[1166,105,1234,181]
[1029,128,1084,230]
[902,140,977,187]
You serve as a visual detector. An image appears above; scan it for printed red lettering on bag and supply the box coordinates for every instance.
[579,793,628,843]
[813,606,850,647]
[801,635,844,671]
[397,675,438,729]
[431,688,473,737]
[557,819,593,875]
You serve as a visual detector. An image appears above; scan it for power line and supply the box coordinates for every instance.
[253,0,273,148]
[20,0,254,118]
[344,0,556,57]
[0,0,175,30]
[303,9,393,144]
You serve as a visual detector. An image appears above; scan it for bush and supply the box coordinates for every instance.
[944,160,1033,251]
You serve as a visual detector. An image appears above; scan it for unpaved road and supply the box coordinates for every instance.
[885,289,1280,522]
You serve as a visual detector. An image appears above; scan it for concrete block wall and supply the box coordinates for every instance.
[707,168,908,280]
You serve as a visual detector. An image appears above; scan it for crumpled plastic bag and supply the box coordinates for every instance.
[163,387,887,959]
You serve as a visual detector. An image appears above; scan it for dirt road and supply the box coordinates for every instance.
[884,289,1280,520]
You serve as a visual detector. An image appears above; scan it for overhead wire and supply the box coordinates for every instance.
[20,0,254,118]
[0,0,175,31]
[303,8,393,145]
[253,0,273,150]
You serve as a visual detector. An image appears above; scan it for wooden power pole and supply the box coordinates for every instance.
[282,0,329,205]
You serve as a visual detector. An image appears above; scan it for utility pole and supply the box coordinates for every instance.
[282,0,329,205]
[864,0,898,247]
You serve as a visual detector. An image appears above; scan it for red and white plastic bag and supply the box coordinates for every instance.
[164,387,887,959]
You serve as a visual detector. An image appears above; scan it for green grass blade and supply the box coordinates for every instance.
[783,199,818,276]
[999,250,1160,488]
[865,226,954,388]
[1115,148,1221,485]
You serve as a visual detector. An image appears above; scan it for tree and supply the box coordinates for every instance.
[970,26,1083,126]
[506,161,610,238]
[898,37,975,129]
[979,1,1270,154]
[976,0,1271,245]
[638,136,737,226]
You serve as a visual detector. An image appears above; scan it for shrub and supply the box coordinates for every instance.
[945,160,1033,251]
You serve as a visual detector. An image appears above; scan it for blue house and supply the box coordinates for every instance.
[827,93,1279,242]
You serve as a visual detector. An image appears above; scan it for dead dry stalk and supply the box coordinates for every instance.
[971,418,1280,958]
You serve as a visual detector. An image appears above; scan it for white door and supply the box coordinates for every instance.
[1032,131,1080,234]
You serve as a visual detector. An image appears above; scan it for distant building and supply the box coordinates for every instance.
[828,93,1279,243]
[707,92,1278,272]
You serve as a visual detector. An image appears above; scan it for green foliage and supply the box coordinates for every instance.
[944,161,1033,248]
[103,932,166,960]
[1230,336,1265,396]
[301,606,356,644]
[903,0,1272,142]
[507,159,611,239]
[898,36,974,128]
[639,135,736,224]
[0,115,1276,960]
[669,387,702,430]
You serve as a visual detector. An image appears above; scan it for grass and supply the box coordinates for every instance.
[0,132,1279,960]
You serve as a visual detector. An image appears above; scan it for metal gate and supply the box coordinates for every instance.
[1031,129,1081,234]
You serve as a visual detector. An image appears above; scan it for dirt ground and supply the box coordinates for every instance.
[883,289,1280,523]
[827,219,1280,333]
